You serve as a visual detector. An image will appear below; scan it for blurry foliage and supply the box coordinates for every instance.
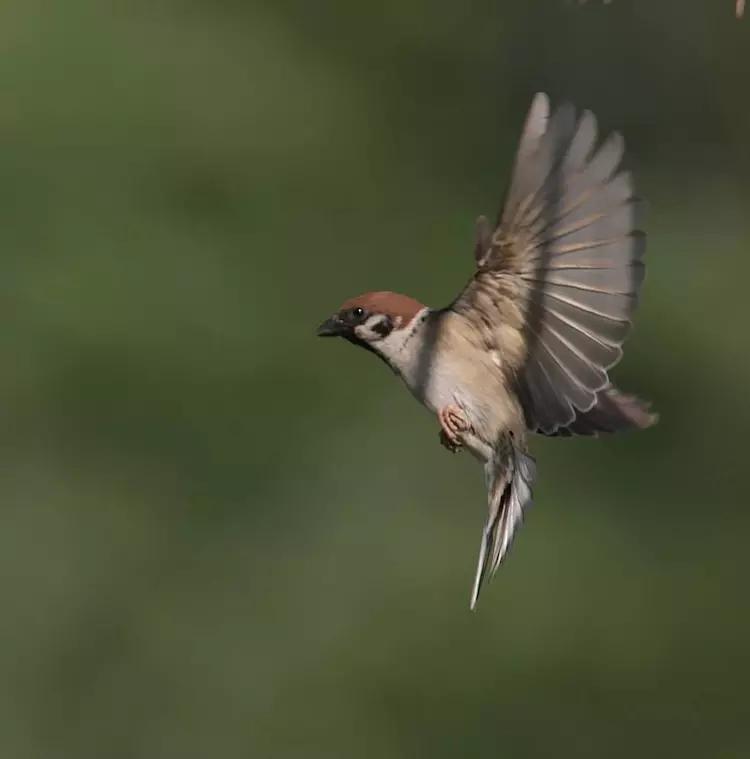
[580,0,745,20]
[0,1,748,757]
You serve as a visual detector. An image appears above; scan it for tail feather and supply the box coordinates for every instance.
[470,445,536,610]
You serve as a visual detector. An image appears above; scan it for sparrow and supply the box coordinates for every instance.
[317,93,657,609]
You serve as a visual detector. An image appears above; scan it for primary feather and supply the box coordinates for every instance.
[452,93,647,436]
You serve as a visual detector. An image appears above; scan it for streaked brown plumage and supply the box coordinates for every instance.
[317,93,657,609]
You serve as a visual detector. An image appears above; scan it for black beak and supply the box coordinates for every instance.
[316,315,347,337]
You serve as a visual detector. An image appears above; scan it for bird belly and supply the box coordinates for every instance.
[403,355,513,458]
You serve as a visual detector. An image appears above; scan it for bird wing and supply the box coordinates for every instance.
[450,93,646,435]
[546,385,657,437]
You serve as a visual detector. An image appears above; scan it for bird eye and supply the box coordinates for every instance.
[352,307,365,319]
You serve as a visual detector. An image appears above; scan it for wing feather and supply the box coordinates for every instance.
[451,94,648,434]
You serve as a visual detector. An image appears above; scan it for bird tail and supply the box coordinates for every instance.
[470,443,536,610]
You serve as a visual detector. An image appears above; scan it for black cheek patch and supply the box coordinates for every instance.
[371,316,393,338]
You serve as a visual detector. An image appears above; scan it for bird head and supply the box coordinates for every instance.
[316,291,425,357]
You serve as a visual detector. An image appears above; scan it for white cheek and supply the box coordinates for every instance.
[354,324,378,341]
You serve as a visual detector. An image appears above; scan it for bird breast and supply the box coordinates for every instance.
[393,310,521,447]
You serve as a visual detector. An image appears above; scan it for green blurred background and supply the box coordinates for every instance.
[1,1,748,757]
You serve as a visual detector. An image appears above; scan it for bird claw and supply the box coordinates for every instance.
[438,404,468,453]
[439,428,462,453]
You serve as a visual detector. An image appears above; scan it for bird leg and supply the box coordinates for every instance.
[438,404,468,453]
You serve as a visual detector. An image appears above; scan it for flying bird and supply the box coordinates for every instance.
[317,93,656,609]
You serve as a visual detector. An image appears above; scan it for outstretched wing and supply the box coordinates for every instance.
[451,93,646,435]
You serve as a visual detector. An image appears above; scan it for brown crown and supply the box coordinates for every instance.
[340,291,425,326]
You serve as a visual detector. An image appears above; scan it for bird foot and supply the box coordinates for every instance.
[438,404,468,453]
[439,428,462,453]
